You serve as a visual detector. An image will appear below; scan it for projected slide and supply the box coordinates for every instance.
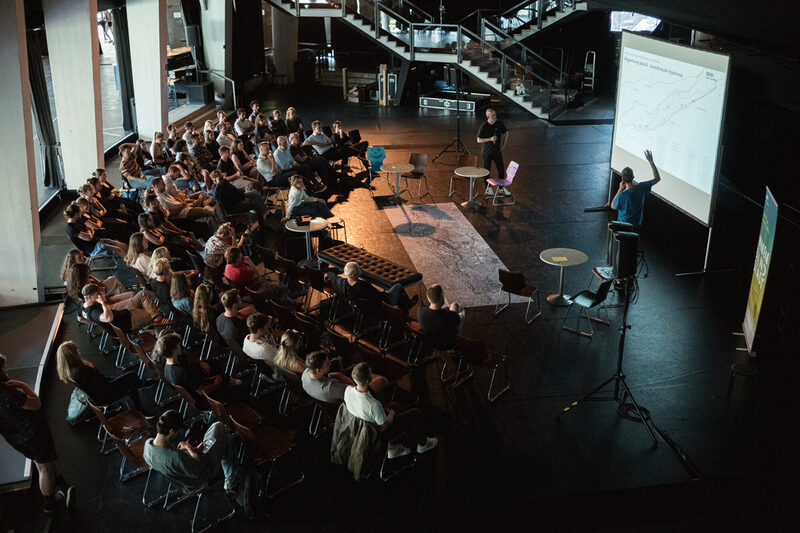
[611,32,730,225]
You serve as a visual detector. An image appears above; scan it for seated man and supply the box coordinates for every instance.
[81,284,173,332]
[289,132,337,187]
[144,195,205,250]
[331,120,368,158]
[217,146,260,196]
[63,203,127,258]
[143,409,241,493]
[75,197,129,243]
[215,289,253,345]
[303,120,356,163]
[153,176,216,222]
[344,362,437,457]
[326,261,418,312]
[216,122,236,149]
[248,100,261,124]
[233,107,255,146]
[188,133,217,171]
[242,313,278,364]
[181,121,196,143]
[256,142,290,189]
[268,109,288,138]
[416,284,464,351]
[302,351,389,404]
[611,149,661,229]
[274,136,324,192]
[210,170,265,224]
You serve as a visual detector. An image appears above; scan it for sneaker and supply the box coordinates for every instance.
[416,437,438,454]
[62,486,74,510]
[43,492,65,514]
[387,443,412,459]
[152,316,176,326]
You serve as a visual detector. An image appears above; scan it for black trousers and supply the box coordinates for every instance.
[482,151,505,185]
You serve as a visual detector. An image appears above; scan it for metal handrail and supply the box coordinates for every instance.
[454,8,498,26]
[396,0,433,22]
[481,19,564,78]
[500,0,540,19]
[199,69,237,110]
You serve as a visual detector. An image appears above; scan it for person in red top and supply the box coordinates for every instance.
[222,247,296,309]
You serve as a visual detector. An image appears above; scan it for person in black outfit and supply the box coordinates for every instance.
[326,261,418,312]
[156,332,247,407]
[476,108,509,194]
[0,354,73,513]
[416,284,464,350]
[210,170,265,224]
[56,341,151,411]
[215,289,251,345]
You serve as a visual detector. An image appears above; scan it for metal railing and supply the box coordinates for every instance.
[496,0,575,34]
[481,19,565,85]
[395,0,434,22]
[199,69,237,110]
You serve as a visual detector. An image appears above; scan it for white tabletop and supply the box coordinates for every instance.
[285,217,328,233]
[381,163,415,173]
[455,166,490,178]
[539,248,588,267]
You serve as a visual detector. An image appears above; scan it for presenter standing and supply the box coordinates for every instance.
[476,108,509,196]
[612,150,661,228]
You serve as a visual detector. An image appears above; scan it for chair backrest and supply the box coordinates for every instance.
[110,323,134,349]
[498,269,526,296]
[455,335,491,366]
[302,130,312,140]
[457,153,478,167]
[270,299,298,330]
[408,153,428,173]
[366,147,386,170]
[87,400,111,426]
[505,161,519,184]
[301,265,327,293]
[591,280,614,307]
[295,313,322,348]
[381,302,410,338]
[133,268,151,290]
[348,129,361,143]
[322,125,333,138]
[202,390,233,426]
[274,365,304,394]
[173,383,198,409]
[110,433,148,467]
[186,250,206,279]
[352,297,386,321]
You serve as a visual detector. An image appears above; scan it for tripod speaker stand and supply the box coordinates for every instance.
[433,65,470,163]
[559,274,658,446]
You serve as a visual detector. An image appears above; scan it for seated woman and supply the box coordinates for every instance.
[150,131,175,173]
[75,197,128,243]
[170,272,194,315]
[203,223,240,281]
[274,329,306,374]
[156,331,247,405]
[90,168,142,216]
[285,106,304,135]
[56,341,150,412]
[192,283,220,335]
[138,211,199,258]
[78,183,135,233]
[124,233,151,277]
[242,313,279,364]
[231,139,259,181]
[147,246,197,283]
[150,258,174,304]
[65,262,132,304]
[284,174,334,221]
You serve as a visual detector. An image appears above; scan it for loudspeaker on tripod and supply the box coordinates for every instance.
[613,231,639,279]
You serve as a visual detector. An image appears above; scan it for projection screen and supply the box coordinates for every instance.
[610,31,730,225]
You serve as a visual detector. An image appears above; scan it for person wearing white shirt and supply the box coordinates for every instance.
[256,142,292,188]
[285,175,333,220]
[242,313,278,364]
[234,108,254,138]
[343,363,438,458]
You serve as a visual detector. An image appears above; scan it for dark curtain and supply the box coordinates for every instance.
[111,7,136,132]
[180,0,206,70]
[26,29,62,189]
[232,0,265,83]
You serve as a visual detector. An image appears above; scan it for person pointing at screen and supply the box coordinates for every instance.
[611,150,661,228]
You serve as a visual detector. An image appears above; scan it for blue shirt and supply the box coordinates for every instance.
[274,147,295,171]
[612,180,654,226]
[306,132,332,155]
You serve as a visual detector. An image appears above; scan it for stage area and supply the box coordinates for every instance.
[3,87,776,531]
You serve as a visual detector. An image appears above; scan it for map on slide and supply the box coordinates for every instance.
[614,47,727,194]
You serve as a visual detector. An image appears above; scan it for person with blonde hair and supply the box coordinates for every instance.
[192,283,214,333]
[285,106,304,135]
[150,257,174,304]
[274,329,305,374]
[150,130,174,172]
[56,341,149,411]
[285,174,333,219]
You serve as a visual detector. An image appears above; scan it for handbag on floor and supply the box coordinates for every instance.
[66,388,91,426]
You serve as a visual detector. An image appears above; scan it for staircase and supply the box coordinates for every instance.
[264,0,574,119]
[497,0,588,46]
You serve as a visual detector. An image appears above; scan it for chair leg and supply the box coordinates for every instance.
[492,187,515,207]
[562,304,594,337]
[263,449,305,498]
[119,454,148,483]
[453,357,474,389]
[190,491,236,533]
[142,469,179,508]
[439,352,458,383]
[493,289,510,317]
[524,290,542,324]
[379,434,417,482]
[448,176,456,198]
[487,357,511,402]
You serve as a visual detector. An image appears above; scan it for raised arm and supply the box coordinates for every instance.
[644,150,660,185]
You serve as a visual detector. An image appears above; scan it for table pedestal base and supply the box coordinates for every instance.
[387,196,407,205]
[461,200,482,210]
[547,294,572,306]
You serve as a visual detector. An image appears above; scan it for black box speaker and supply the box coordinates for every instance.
[185,25,201,49]
[606,221,635,265]
[185,81,213,104]
[613,231,639,279]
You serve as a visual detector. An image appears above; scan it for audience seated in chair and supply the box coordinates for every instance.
[210,170,266,225]
[285,106,304,135]
[142,199,202,254]
[80,283,174,333]
[242,313,279,364]
[289,132,337,188]
[224,247,291,306]
[62,249,130,302]
[303,351,389,404]
[215,289,256,346]
[156,331,246,405]
[416,284,464,351]
[343,363,437,458]
[63,203,127,258]
[268,109,288,138]
[326,261,418,313]
[331,120,368,159]
[143,409,242,494]
[285,175,334,221]
[119,143,161,190]
[274,330,306,374]
[274,136,324,192]
[216,145,260,196]
[56,341,151,412]
[170,272,195,315]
